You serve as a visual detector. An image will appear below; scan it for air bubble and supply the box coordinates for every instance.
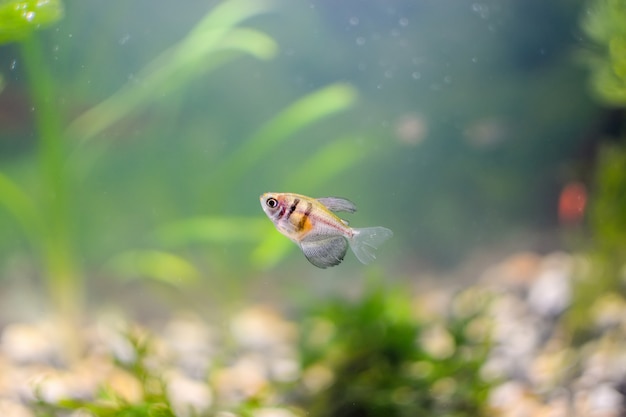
[349,17,359,26]
[356,37,366,46]
[472,3,489,18]
[10,60,16,70]
[399,18,409,27]
[412,72,421,80]
[25,11,35,21]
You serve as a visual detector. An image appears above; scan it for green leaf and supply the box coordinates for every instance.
[156,216,270,246]
[66,0,277,143]
[0,171,43,244]
[0,0,64,44]
[250,231,294,268]
[211,83,358,190]
[283,135,374,190]
[107,250,200,286]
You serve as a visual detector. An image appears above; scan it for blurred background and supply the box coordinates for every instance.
[1,0,626,415]
[0,0,611,301]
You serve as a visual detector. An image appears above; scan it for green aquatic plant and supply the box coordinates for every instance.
[33,328,178,417]
[566,0,626,340]
[581,0,626,105]
[66,0,277,144]
[296,285,493,417]
[207,83,357,197]
[568,144,626,340]
[30,320,301,417]
[0,0,64,43]
[0,0,78,323]
[0,0,279,320]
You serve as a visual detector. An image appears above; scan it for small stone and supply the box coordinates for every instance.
[253,407,299,417]
[481,252,542,290]
[302,363,334,393]
[212,354,269,404]
[528,258,572,318]
[230,306,296,350]
[107,368,143,403]
[1,322,60,365]
[419,324,455,359]
[166,370,213,417]
[0,399,34,417]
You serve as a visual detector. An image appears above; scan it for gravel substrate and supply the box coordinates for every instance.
[0,251,624,416]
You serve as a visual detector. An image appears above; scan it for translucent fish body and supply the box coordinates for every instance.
[260,192,392,268]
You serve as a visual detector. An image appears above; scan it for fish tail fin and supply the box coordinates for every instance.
[349,226,393,265]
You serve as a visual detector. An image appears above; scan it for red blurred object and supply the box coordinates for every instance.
[558,182,587,225]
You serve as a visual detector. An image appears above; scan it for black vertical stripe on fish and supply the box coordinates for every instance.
[286,198,300,220]
[275,205,286,219]
[297,201,313,231]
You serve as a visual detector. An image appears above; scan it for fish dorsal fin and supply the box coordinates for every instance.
[299,235,348,268]
[317,197,357,213]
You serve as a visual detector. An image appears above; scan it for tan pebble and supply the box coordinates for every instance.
[302,363,334,393]
[107,368,143,403]
[212,355,268,404]
[230,306,296,349]
[591,293,626,329]
[215,412,238,417]
[481,252,542,289]
[253,407,299,417]
[419,324,455,359]
[489,381,542,417]
[575,384,623,417]
[0,399,35,417]
[1,323,59,364]
[529,346,574,391]
[269,353,300,382]
[26,368,78,404]
[538,395,570,417]
[413,289,451,322]
[166,370,212,417]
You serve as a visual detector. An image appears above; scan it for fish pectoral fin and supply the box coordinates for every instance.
[299,235,348,269]
[316,197,357,213]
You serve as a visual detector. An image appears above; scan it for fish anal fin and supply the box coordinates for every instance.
[317,197,357,213]
[300,235,348,268]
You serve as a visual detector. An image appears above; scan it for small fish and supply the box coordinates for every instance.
[260,192,393,268]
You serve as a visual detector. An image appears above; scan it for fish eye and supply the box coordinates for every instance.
[266,197,278,208]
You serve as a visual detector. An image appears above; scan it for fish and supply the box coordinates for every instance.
[260,192,393,268]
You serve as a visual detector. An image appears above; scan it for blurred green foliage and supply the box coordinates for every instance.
[567,0,626,339]
[296,285,492,417]
[30,286,494,417]
[0,0,64,44]
[0,0,78,321]
[33,328,178,417]
[0,0,290,317]
[589,145,626,260]
[581,0,626,105]
[568,144,626,339]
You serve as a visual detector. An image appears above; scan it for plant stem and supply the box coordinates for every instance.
[19,33,82,323]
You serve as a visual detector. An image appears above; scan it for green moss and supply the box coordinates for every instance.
[296,285,493,417]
